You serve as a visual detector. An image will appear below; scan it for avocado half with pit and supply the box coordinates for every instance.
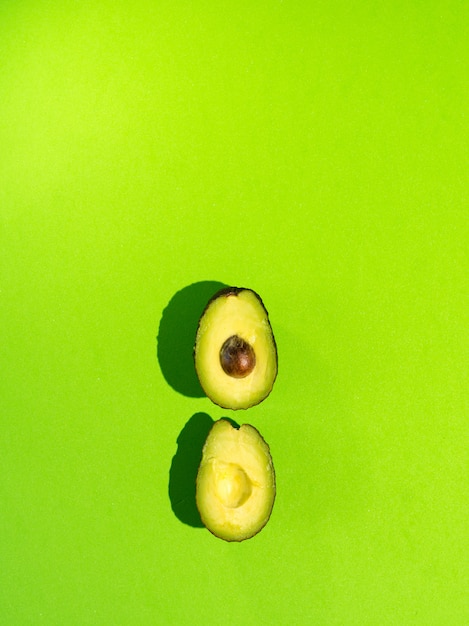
[196,419,276,542]
[194,287,277,410]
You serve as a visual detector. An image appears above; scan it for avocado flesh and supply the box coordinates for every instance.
[196,419,276,542]
[194,288,277,410]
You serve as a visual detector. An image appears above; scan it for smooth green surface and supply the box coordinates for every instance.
[1,1,468,624]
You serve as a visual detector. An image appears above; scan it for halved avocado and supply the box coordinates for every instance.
[194,287,277,410]
[196,419,276,542]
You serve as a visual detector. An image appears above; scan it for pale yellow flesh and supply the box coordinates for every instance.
[195,290,277,409]
[196,420,275,542]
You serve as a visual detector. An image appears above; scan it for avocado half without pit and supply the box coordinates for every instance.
[194,287,277,410]
[196,419,276,542]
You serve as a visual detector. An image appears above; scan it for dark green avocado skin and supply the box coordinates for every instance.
[203,286,244,309]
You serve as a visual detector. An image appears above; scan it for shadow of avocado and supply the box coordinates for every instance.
[157,281,227,397]
[220,417,240,429]
[168,412,215,527]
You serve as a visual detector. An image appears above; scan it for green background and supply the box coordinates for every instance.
[1,1,468,624]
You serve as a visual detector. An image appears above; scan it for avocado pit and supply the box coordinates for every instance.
[220,335,256,378]
[214,461,252,508]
